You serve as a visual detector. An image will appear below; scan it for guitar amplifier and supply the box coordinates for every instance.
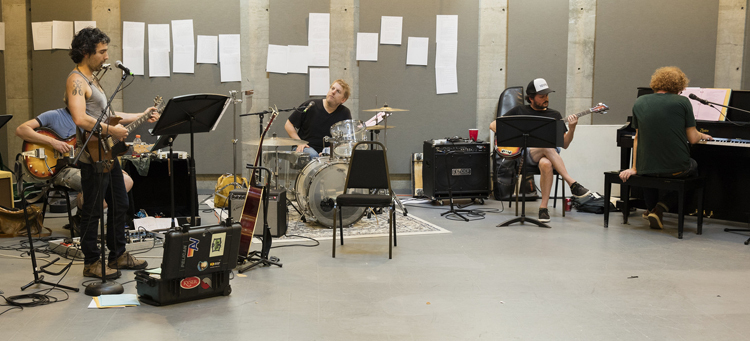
[0,171,14,209]
[228,188,288,237]
[422,140,490,200]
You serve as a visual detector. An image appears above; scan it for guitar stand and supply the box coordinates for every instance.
[14,155,79,293]
[238,166,282,273]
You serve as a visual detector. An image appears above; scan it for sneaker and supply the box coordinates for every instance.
[538,208,550,223]
[648,202,668,229]
[641,209,650,220]
[108,251,148,270]
[84,260,121,279]
[570,182,591,198]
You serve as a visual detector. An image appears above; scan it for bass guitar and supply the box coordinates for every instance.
[496,103,609,158]
[238,107,280,257]
[86,96,165,171]
[21,128,77,181]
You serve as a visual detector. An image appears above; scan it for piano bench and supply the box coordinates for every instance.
[603,171,705,239]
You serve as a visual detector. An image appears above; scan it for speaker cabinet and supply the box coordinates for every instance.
[0,171,14,208]
[229,188,288,237]
[422,140,490,200]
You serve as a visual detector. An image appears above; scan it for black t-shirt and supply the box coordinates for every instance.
[287,99,352,152]
[503,104,568,133]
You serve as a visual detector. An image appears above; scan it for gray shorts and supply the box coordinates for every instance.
[525,147,562,167]
[52,167,82,192]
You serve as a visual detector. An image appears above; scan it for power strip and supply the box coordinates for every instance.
[49,235,162,260]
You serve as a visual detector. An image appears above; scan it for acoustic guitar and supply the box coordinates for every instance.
[21,128,77,181]
[496,103,609,158]
[86,96,165,171]
[238,107,280,257]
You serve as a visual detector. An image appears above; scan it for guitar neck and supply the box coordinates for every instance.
[571,109,593,119]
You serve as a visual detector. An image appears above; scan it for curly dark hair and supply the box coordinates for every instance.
[650,66,689,94]
[69,27,110,64]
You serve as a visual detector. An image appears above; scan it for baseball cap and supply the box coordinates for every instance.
[526,78,555,95]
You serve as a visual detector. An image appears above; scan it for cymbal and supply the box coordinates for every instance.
[244,136,308,147]
[362,106,409,112]
[366,125,395,130]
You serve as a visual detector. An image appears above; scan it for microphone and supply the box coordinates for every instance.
[688,93,709,105]
[302,101,314,113]
[115,61,133,75]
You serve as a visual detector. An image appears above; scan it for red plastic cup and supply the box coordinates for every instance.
[469,129,478,141]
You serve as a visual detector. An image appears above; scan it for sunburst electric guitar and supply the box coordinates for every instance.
[21,129,77,181]
[496,103,610,158]
[86,96,165,171]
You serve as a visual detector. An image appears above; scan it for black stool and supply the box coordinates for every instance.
[603,171,705,239]
[41,185,76,238]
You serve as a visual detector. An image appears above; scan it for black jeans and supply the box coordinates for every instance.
[79,159,128,264]
[642,158,698,211]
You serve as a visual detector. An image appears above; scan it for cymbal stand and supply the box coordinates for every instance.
[377,106,408,216]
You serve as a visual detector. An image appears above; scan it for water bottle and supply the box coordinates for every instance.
[132,135,142,155]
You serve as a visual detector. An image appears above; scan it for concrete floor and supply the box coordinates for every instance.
[2,197,750,340]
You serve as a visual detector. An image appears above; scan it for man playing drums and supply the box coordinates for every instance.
[284,79,352,158]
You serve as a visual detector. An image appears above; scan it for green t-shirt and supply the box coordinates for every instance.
[632,93,695,175]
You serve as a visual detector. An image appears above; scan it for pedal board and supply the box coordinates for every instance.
[49,234,163,260]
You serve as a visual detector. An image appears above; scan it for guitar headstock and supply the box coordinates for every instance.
[153,96,166,112]
[590,103,609,114]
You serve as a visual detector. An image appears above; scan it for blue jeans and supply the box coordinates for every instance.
[79,158,128,264]
[300,147,319,159]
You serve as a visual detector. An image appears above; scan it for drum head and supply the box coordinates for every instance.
[295,158,366,227]
[330,119,365,139]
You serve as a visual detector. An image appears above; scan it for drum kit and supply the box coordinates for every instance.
[246,105,408,228]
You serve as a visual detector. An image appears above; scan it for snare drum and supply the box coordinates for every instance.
[295,157,366,227]
[329,119,367,159]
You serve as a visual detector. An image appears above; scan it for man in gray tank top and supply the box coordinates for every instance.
[66,28,159,280]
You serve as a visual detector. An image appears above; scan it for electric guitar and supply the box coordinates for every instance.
[86,96,164,171]
[496,103,609,158]
[238,106,280,257]
[21,128,77,181]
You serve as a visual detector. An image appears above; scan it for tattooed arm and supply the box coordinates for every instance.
[67,73,129,141]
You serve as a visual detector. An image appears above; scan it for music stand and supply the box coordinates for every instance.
[495,115,564,228]
[151,94,231,228]
[0,114,11,128]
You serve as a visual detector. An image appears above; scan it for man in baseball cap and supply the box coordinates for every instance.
[490,78,590,223]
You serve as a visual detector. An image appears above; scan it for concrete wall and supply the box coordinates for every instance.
[0,3,6,166]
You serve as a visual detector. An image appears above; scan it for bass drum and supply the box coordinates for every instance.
[295,157,366,227]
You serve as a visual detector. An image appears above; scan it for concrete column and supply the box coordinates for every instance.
[92,0,123,111]
[240,0,270,172]
[565,0,596,123]
[2,0,33,157]
[714,0,746,89]
[476,0,507,141]
[330,0,359,119]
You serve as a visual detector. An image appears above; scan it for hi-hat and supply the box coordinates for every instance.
[366,125,395,130]
[362,105,409,112]
[244,136,307,147]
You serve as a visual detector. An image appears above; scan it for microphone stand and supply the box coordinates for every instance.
[693,98,750,116]
[75,70,130,296]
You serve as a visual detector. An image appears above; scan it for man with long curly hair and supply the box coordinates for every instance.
[66,28,158,279]
[619,66,713,229]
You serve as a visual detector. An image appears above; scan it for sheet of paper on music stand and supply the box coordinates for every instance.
[266,44,289,74]
[356,33,379,61]
[680,87,732,121]
[309,68,329,96]
[123,21,145,75]
[31,22,53,50]
[0,23,5,51]
[52,21,73,49]
[308,40,329,67]
[287,45,309,74]
[435,40,457,68]
[406,37,428,66]
[380,16,403,45]
[74,21,96,34]
[196,35,218,64]
[436,66,458,94]
[219,34,241,82]
[171,20,195,74]
[436,15,458,43]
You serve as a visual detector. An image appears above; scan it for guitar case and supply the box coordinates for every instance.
[493,86,538,201]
